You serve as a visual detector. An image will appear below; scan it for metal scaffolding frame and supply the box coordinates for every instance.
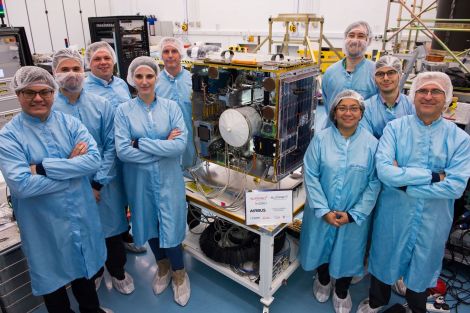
[382,0,469,73]
[254,13,336,70]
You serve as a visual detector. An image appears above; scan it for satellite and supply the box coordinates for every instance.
[191,52,319,183]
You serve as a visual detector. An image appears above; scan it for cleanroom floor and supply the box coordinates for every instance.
[32,244,470,313]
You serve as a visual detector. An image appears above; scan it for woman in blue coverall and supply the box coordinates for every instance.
[300,90,381,313]
[114,56,190,306]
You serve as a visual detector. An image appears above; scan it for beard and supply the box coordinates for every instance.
[343,39,367,58]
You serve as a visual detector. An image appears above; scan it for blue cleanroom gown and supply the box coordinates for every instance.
[54,91,128,238]
[84,73,130,208]
[156,68,196,169]
[321,58,377,128]
[114,95,188,248]
[361,93,415,139]
[84,73,131,109]
[369,115,470,292]
[0,111,106,295]
[300,125,381,278]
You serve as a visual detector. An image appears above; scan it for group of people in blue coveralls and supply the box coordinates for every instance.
[1,16,470,313]
[301,20,470,313]
[0,37,194,313]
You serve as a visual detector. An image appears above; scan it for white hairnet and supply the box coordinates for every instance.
[329,89,365,123]
[375,55,402,74]
[55,72,85,93]
[344,21,373,44]
[408,72,453,106]
[84,41,117,67]
[126,56,160,87]
[159,37,184,56]
[343,39,368,58]
[52,48,84,73]
[11,66,58,92]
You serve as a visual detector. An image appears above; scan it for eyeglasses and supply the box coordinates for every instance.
[20,89,54,100]
[336,106,362,113]
[375,70,398,78]
[415,88,445,97]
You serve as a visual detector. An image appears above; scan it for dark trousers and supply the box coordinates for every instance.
[148,238,184,270]
[369,275,427,313]
[122,207,133,243]
[317,263,353,299]
[94,232,127,280]
[43,277,100,313]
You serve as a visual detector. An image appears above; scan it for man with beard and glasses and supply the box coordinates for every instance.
[320,21,377,129]
[52,49,135,295]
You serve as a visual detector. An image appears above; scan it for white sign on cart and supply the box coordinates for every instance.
[245,190,293,226]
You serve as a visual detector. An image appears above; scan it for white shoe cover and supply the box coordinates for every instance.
[313,276,333,303]
[333,291,352,313]
[111,272,135,295]
[356,298,383,313]
[95,274,104,291]
[172,271,190,306]
[152,268,171,295]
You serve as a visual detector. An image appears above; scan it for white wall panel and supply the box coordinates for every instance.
[3,0,111,54]
[2,0,437,54]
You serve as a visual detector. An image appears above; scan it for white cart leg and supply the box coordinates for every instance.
[259,232,275,307]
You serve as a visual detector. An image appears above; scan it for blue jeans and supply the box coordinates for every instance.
[148,238,184,270]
